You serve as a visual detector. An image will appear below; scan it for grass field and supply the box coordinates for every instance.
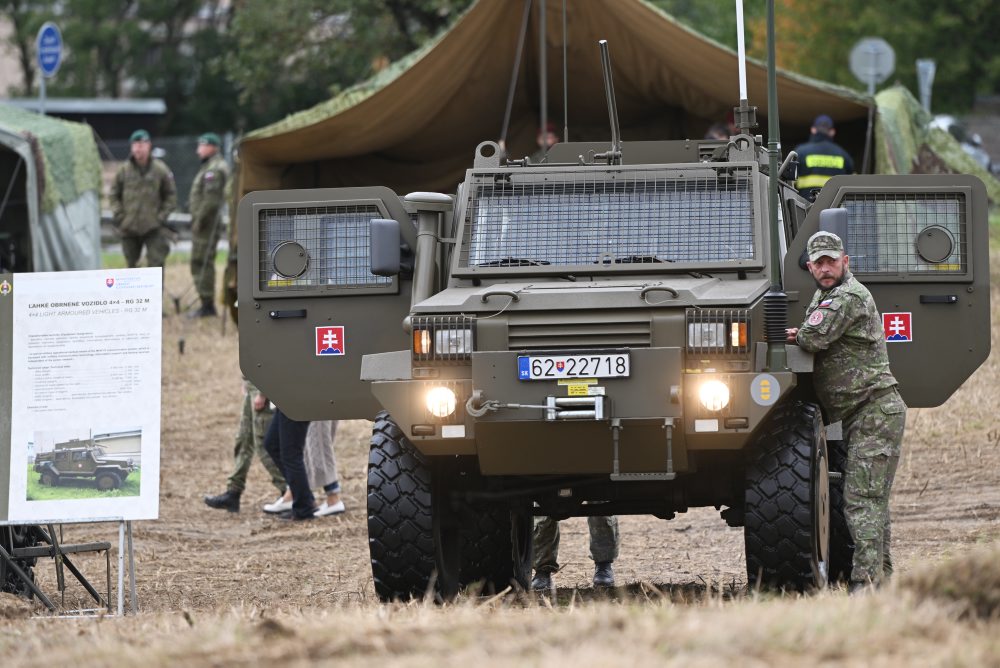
[0,218,997,666]
[25,465,142,501]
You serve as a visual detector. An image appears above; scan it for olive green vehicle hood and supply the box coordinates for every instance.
[413,276,770,314]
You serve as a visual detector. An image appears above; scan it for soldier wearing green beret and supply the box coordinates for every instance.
[110,129,178,269]
[187,132,230,318]
[786,231,906,593]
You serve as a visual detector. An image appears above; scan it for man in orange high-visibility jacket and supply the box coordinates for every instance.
[794,114,855,200]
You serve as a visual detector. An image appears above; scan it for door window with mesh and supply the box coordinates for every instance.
[842,192,967,275]
[257,205,392,292]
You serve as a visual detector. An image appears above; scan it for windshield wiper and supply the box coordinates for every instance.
[606,255,673,264]
[477,257,551,267]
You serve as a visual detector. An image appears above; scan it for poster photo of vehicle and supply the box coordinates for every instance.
[27,427,142,501]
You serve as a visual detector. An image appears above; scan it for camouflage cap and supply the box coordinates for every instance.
[198,132,221,147]
[807,231,845,262]
[129,129,151,143]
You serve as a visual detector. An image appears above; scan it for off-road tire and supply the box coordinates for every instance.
[459,505,532,594]
[827,437,854,582]
[367,412,437,601]
[96,471,122,491]
[1,525,39,598]
[745,400,830,591]
[39,470,59,486]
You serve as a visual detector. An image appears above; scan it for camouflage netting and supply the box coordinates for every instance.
[875,85,1000,203]
[0,103,103,213]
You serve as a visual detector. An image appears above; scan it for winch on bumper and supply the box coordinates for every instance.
[370,348,796,477]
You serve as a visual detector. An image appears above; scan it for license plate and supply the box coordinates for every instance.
[518,354,630,380]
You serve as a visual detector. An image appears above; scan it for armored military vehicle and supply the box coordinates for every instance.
[238,34,991,598]
[34,441,136,490]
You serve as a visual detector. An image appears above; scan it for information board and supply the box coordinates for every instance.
[1,268,161,523]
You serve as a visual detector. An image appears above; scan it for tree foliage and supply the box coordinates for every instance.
[0,0,996,135]
[224,0,472,129]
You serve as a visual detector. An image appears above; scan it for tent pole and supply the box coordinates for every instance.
[499,0,533,151]
[562,0,568,142]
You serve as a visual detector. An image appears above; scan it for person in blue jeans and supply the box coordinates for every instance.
[263,408,316,521]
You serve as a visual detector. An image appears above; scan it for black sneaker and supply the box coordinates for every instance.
[275,509,316,522]
[204,490,241,512]
[531,571,553,591]
[593,561,615,588]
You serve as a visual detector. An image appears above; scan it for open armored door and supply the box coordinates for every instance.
[238,187,414,420]
[784,174,991,407]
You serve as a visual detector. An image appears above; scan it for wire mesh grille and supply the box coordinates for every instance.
[257,205,392,292]
[842,193,966,274]
[460,168,755,269]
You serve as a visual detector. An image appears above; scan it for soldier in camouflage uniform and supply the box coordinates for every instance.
[786,231,906,592]
[110,129,177,269]
[187,133,230,318]
[204,379,286,512]
[531,514,619,590]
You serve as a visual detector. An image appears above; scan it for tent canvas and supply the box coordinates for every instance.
[237,0,872,200]
[0,104,102,273]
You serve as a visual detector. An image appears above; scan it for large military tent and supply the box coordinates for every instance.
[238,0,872,199]
[0,104,102,272]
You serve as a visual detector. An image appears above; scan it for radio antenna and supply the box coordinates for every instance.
[733,0,757,134]
[598,40,622,164]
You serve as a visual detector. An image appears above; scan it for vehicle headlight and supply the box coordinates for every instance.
[685,309,750,355]
[698,379,730,412]
[412,316,476,361]
[434,329,473,355]
[688,322,725,349]
[426,386,458,418]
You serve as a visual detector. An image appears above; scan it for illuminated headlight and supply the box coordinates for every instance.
[698,379,730,412]
[426,386,458,418]
[434,329,473,355]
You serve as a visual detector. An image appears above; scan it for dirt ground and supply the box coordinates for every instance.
[10,255,995,617]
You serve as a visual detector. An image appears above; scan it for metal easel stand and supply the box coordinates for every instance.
[0,523,118,616]
[117,520,138,616]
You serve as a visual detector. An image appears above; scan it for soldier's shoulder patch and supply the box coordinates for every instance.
[807,309,824,326]
[204,171,216,181]
[819,298,834,308]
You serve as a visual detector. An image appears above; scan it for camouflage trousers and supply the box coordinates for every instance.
[533,515,619,574]
[842,388,906,586]
[226,384,285,495]
[122,227,171,268]
[190,221,221,302]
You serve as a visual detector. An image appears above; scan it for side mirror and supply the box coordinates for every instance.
[370,218,401,277]
[818,208,849,254]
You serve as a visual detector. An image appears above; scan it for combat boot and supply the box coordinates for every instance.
[204,489,241,512]
[189,298,218,318]
[531,570,554,591]
[593,561,615,587]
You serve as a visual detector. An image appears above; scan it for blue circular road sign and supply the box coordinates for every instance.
[36,22,63,78]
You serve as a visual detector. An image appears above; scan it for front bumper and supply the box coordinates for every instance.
[372,347,796,475]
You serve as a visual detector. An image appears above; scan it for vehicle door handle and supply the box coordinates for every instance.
[268,309,307,319]
[919,295,958,304]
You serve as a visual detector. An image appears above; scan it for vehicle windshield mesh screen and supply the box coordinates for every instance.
[460,168,755,268]
[843,193,966,274]
[257,205,392,292]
